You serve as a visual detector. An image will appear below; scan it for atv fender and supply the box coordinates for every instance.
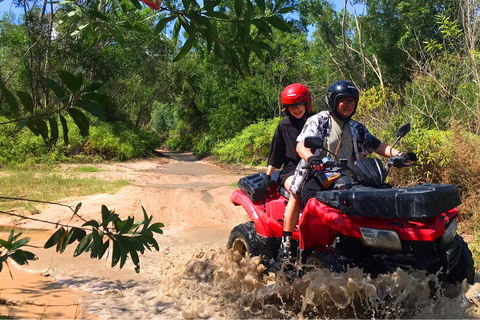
[231,189,273,237]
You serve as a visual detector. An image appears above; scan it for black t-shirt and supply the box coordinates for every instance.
[267,113,312,183]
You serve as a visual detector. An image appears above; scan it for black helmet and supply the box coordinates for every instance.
[325,80,360,120]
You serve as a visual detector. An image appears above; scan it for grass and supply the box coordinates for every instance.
[0,165,129,212]
[73,166,102,173]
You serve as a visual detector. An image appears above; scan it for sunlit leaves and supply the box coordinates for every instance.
[0,230,38,271]
[0,69,113,146]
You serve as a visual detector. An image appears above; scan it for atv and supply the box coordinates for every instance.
[228,124,475,284]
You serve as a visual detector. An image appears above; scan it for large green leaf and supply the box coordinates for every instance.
[266,15,291,32]
[75,99,106,121]
[154,16,177,34]
[74,233,92,257]
[44,227,66,249]
[59,114,69,145]
[48,117,59,145]
[67,108,89,137]
[59,70,82,93]
[254,0,265,13]
[234,0,243,17]
[172,34,196,62]
[40,77,66,99]
[129,0,142,9]
[0,81,19,114]
[16,91,34,113]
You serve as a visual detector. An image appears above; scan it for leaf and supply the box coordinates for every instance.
[82,220,100,228]
[129,0,142,9]
[149,222,164,234]
[129,245,140,273]
[108,26,125,47]
[254,0,265,13]
[44,227,66,249]
[257,41,276,55]
[234,0,243,17]
[266,15,291,32]
[58,70,82,93]
[83,81,103,92]
[16,91,34,113]
[154,16,177,34]
[32,119,49,141]
[49,117,59,145]
[74,202,82,215]
[67,108,89,137]
[276,6,294,13]
[172,19,181,44]
[74,233,92,257]
[75,99,106,121]
[101,205,111,222]
[81,92,114,108]
[59,114,69,145]
[111,240,120,267]
[172,34,196,62]
[98,239,109,259]
[87,9,110,22]
[206,11,229,19]
[59,229,76,253]
[15,118,28,134]
[40,77,66,99]
[120,217,134,234]
[0,238,12,250]
[10,250,37,265]
[0,81,19,114]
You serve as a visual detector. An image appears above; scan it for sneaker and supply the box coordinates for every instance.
[277,244,292,265]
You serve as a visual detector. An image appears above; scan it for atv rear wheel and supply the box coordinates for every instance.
[227,222,261,258]
[444,235,475,285]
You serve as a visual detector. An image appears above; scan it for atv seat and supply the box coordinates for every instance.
[272,170,291,199]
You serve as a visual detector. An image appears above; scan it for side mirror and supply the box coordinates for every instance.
[396,123,411,138]
[304,137,324,149]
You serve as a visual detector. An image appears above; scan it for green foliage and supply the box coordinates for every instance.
[213,117,280,165]
[0,116,158,165]
[34,204,163,273]
[86,122,159,160]
[0,230,38,272]
[151,102,178,135]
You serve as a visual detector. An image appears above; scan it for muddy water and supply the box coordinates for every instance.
[9,152,480,319]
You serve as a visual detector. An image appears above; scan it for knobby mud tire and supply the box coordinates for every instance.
[445,235,475,285]
[227,222,262,258]
[304,249,352,273]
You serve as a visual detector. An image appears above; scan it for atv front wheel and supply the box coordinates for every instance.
[444,235,475,285]
[227,222,261,258]
[305,248,352,273]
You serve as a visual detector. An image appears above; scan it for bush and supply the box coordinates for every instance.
[0,116,159,165]
[213,118,280,165]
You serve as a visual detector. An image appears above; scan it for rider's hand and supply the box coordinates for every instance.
[399,152,417,162]
[307,156,324,170]
[261,175,272,189]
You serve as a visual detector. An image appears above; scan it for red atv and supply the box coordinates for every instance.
[229,124,475,284]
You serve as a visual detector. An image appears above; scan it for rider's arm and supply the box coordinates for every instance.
[296,141,314,162]
[266,165,276,176]
[375,142,401,158]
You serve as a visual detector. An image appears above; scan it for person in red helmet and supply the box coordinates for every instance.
[263,84,314,224]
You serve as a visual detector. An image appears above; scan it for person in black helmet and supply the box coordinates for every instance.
[278,80,415,263]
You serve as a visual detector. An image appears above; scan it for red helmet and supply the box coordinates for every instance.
[281,83,312,113]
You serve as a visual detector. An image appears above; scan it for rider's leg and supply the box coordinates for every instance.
[278,175,301,262]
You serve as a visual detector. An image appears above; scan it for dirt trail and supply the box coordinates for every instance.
[0,151,255,319]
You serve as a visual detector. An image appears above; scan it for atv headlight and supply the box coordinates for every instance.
[360,227,402,251]
[440,217,458,249]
